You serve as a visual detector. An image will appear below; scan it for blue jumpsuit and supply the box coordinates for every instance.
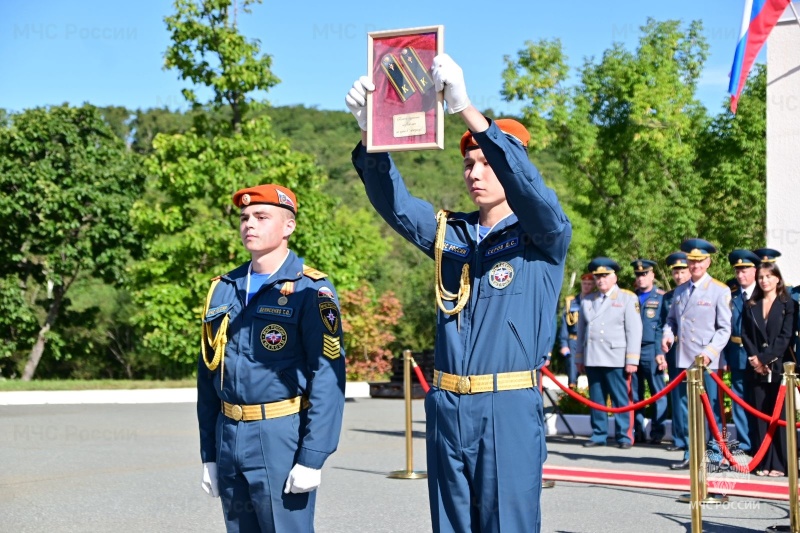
[352,120,572,532]
[632,288,667,442]
[661,288,686,450]
[197,252,346,532]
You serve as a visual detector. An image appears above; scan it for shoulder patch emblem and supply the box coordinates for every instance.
[489,261,514,289]
[260,324,287,351]
[318,286,335,299]
[323,335,341,360]
[319,302,340,334]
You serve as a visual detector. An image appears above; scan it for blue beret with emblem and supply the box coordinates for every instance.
[631,259,657,273]
[728,249,760,269]
[589,257,620,275]
[752,247,781,263]
[665,251,688,269]
[680,238,717,260]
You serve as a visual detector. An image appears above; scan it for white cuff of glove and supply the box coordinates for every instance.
[345,75,375,130]
[431,53,471,114]
[284,463,322,494]
[201,462,219,498]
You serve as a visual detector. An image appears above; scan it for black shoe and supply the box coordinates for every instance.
[670,459,690,470]
[618,442,632,449]
[583,440,604,448]
[666,445,684,452]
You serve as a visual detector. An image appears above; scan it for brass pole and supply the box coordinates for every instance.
[388,350,426,480]
[696,356,708,502]
[687,365,703,531]
[785,362,799,532]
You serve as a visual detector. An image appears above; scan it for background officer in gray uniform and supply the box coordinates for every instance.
[630,259,668,445]
[662,238,731,470]
[576,257,642,448]
[724,249,761,453]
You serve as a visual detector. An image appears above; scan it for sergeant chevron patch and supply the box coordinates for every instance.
[323,335,341,360]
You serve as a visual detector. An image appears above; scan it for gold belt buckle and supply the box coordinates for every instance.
[230,404,243,421]
[456,376,471,394]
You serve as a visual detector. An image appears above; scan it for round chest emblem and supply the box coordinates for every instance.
[489,261,514,289]
[646,308,656,319]
[260,324,287,351]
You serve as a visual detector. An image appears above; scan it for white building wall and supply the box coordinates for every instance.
[767,5,800,284]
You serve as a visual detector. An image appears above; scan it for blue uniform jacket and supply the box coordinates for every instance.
[559,294,583,353]
[639,288,665,360]
[352,120,572,376]
[197,251,346,469]
[723,287,748,370]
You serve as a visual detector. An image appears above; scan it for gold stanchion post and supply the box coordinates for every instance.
[766,362,798,533]
[388,350,427,480]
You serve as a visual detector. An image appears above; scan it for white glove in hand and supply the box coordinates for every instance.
[201,462,219,498]
[345,76,375,130]
[284,463,322,494]
[431,53,471,114]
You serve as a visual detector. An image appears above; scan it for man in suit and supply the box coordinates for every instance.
[576,257,642,448]
[559,273,596,387]
[661,252,691,452]
[662,239,732,470]
[724,249,761,453]
[630,259,668,445]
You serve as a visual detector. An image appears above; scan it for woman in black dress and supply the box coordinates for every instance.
[742,262,796,477]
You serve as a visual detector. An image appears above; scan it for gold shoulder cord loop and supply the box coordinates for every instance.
[565,296,578,326]
[434,210,471,316]
[201,279,230,380]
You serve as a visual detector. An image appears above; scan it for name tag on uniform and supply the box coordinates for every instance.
[442,241,469,258]
[485,238,519,257]
[612,302,623,308]
[256,306,294,318]
[697,300,712,306]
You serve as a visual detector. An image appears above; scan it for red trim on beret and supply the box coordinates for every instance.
[232,184,297,214]
[580,273,594,281]
[460,118,531,156]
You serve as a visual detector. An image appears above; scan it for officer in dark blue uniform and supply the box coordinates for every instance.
[724,249,761,453]
[660,252,690,452]
[347,53,571,532]
[630,259,668,445]
[559,273,595,387]
[197,184,346,532]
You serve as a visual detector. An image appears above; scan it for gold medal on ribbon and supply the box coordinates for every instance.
[278,281,294,306]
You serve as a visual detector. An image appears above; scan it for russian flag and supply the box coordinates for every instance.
[728,0,791,113]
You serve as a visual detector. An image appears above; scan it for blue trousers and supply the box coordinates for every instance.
[667,356,686,449]
[729,366,752,451]
[425,387,545,533]
[674,371,724,461]
[565,339,579,386]
[631,358,668,440]
[585,366,633,445]
[216,413,315,533]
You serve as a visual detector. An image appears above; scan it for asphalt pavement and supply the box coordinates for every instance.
[0,394,795,532]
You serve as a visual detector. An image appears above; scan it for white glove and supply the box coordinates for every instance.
[201,462,219,498]
[284,463,322,494]
[345,75,375,130]
[431,53,471,114]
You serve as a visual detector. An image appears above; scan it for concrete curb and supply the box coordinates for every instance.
[0,381,372,405]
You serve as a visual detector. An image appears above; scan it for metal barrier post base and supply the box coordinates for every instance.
[387,470,427,479]
[542,480,556,489]
[677,493,728,504]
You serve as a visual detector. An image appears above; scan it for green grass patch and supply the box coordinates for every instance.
[0,379,195,391]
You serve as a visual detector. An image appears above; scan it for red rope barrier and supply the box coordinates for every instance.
[410,358,430,393]
[541,367,687,413]
[700,388,785,473]
[706,369,800,428]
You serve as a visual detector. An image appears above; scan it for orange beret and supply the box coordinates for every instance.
[460,118,530,156]
[580,273,594,281]
[232,184,297,214]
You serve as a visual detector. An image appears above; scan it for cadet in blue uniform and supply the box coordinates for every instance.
[559,273,596,387]
[346,54,571,533]
[662,239,731,470]
[661,252,691,452]
[724,249,761,453]
[576,257,642,448]
[630,259,668,445]
[197,184,346,532]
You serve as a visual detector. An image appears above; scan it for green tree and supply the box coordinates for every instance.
[503,19,714,286]
[0,105,145,379]
[129,0,388,368]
